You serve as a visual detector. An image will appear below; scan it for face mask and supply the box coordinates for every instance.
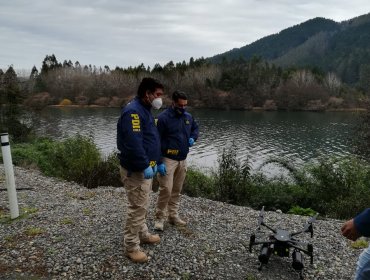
[175,107,185,115]
[151,97,162,110]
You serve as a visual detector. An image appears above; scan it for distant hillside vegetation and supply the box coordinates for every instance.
[210,13,370,84]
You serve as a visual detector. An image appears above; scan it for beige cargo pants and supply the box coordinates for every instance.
[120,166,152,252]
[155,157,187,220]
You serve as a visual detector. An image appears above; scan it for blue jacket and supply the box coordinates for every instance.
[157,107,199,161]
[354,208,370,237]
[117,97,161,172]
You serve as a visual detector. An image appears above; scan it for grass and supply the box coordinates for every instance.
[0,206,39,224]
[60,217,74,225]
[24,227,45,236]
[351,239,369,249]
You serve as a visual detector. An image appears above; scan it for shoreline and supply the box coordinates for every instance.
[0,165,364,279]
[48,104,368,112]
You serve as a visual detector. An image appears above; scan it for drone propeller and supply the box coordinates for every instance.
[256,206,277,233]
[291,213,319,237]
[303,213,319,237]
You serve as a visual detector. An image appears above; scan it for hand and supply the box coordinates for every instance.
[341,219,361,241]
[157,163,167,176]
[152,164,157,175]
[143,166,154,179]
[188,137,195,147]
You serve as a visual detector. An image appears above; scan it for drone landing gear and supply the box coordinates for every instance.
[258,263,263,271]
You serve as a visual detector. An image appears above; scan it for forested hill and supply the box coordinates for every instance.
[210,13,370,84]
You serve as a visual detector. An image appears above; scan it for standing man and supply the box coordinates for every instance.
[341,208,370,279]
[117,77,164,263]
[154,90,199,231]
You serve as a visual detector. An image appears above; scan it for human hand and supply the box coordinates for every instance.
[188,138,195,147]
[152,164,157,175]
[143,166,154,179]
[341,219,361,241]
[157,163,167,176]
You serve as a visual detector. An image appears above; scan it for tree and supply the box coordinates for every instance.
[0,66,32,141]
[41,54,61,74]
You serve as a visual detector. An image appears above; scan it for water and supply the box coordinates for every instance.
[36,107,360,175]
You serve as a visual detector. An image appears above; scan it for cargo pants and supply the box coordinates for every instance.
[155,157,187,220]
[120,166,152,252]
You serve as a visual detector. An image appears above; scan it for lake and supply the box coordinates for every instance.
[35,107,360,175]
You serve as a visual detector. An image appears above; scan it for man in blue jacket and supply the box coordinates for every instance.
[341,208,370,279]
[154,90,199,231]
[117,77,164,263]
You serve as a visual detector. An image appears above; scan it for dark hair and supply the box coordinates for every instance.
[172,90,188,102]
[137,77,164,97]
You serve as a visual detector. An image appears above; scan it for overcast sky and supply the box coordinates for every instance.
[1,0,369,74]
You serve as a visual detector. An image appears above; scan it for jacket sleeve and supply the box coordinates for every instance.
[354,208,370,237]
[156,114,167,164]
[190,117,199,141]
[156,114,166,141]
[118,109,149,171]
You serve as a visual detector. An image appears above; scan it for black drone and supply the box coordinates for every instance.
[249,206,318,279]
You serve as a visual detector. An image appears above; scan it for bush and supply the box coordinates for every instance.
[47,135,101,187]
[248,177,308,212]
[6,135,121,188]
[183,167,215,199]
[301,157,370,219]
[213,142,252,204]
[353,109,370,162]
[59,99,72,106]
[288,206,317,216]
[8,137,56,170]
[85,152,121,188]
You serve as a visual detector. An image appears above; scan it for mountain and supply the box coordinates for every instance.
[210,13,370,84]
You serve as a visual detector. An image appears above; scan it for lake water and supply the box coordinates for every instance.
[36,107,360,175]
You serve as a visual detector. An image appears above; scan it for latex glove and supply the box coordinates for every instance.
[188,137,195,147]
[143,166,154,179]
[152,164,158,175]
[157,163,167,176]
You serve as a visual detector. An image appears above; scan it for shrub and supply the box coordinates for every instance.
[183,167,215,199]
[213,142,252,205]
[85,152,121,188]
[47,135,101,188]
[59,98,72,106]
[301,157,370,219]
[288,206,317,216]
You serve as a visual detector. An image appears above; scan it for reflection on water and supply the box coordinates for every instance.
[36,107,359,175]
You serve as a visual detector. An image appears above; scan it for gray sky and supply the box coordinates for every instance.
[1,0,369,74]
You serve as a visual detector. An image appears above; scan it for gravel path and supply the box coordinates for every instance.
[0,165,364,279]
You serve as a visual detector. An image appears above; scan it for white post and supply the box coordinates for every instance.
[1,133,19,219]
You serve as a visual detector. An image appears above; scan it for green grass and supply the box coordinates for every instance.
[351,239,369,249]
[24,227,45,236]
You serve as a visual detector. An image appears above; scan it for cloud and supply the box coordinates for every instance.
[0,0,369,72]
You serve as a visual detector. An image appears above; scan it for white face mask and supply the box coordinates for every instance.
[151,97,162,110]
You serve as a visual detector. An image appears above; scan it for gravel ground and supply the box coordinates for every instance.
[0,165,364,280]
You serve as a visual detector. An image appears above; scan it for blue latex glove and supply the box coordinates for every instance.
[143,166,154,179]
[188,137,195,147]
[157,163,167,176]
[152,164,158,175]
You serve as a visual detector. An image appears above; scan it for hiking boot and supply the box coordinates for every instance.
[140,234,161,244]
[168,216,187,226]
[154,219,164,231]
[125,249,148,263]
